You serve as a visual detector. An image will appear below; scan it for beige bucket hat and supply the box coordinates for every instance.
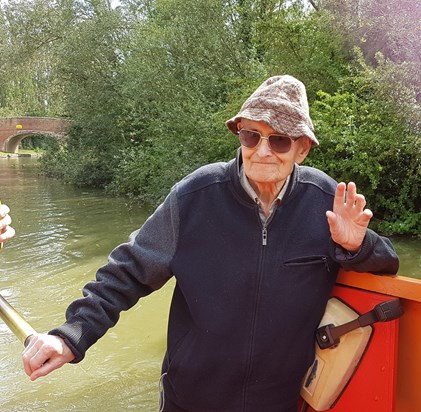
[226,75,319,146]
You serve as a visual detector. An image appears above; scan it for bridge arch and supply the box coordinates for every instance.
[0,117,70,153]
[4,131,66,153]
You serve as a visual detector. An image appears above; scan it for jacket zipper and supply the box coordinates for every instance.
[261,210,275,246]
[322,256,330,272]
[242,243,265,410]
[255,199,273,246]
[262,225,268,246]
[284,255,331,273]
[242,207,274,408]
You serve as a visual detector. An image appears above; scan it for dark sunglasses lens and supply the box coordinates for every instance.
[269,135,292,153]
[239,130,260,148]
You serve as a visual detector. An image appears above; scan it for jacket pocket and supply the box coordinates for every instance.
[167,328,196,383]
[284,255,331,272]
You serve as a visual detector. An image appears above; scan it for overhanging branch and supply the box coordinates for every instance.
[308,0,319,11]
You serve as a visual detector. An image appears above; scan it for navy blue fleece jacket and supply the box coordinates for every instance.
[50,153,399,411]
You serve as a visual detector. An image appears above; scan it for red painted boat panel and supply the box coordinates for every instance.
[303,283,400,412]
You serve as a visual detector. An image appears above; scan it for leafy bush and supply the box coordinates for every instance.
[307,74,421,236]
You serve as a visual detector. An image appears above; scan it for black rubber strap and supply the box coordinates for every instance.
[316,299,404,349]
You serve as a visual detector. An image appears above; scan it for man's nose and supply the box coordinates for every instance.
[256,137,272,156]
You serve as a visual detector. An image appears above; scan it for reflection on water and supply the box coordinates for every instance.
[0,157,419,411]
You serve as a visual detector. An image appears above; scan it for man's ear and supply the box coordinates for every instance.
[295,137,312,164]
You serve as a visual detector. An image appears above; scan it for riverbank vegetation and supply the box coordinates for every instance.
[0,0,420,236]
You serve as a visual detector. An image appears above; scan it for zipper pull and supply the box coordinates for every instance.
[262,227,268,246]
[322,256,330,272]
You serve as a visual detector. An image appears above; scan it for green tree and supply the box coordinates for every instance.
[107,0,249,203]
[41,1,128,186]
[307,70,421,236]
[253,1,350,98]
[0,0,76,116]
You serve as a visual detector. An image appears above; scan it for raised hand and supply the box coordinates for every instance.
[326,182,373,253]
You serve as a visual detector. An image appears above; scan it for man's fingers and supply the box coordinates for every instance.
[22,334,76,380]
[29,349,50,373]
[30,357,64,381]
[0,204,10,217]
[0,214,12,234]
[362,209,373,222]
[354,194,366,210]
[22,334,54,377]
[0,225,15,241]
[0,213,11,227]
[23,350,47,376]
[0,206,14,242]
[333,182,346,210]
[334,182,367,211]
[344,182,357,207]
[326,210,336,224]
[22,336,39,376]
[23,353,34,377]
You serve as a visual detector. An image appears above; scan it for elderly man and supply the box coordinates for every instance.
[22,75,398,412]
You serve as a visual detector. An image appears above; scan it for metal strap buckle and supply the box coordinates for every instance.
[315,324,340,350]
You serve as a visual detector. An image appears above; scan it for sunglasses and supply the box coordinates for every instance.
[237,129,300,153]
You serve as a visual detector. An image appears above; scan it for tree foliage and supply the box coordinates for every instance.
[307,73,420,236]
[1,0,420,235]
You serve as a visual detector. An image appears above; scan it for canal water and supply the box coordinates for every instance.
[0,157,173,411]
[0,157,420,411]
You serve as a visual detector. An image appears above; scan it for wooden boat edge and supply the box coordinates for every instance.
[337,270,421,411]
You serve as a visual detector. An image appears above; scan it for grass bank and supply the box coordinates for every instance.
[0,149,43,158]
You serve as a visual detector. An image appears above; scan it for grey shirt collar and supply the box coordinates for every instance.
[239,165,290,222]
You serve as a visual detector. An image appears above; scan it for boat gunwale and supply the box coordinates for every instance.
[337,271,421,303]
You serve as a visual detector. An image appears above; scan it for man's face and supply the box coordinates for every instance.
[239,118,311,187]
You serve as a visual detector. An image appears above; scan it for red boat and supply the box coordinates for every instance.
[300,269,421,412]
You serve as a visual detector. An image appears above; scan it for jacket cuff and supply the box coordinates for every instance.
[49,322,89,364]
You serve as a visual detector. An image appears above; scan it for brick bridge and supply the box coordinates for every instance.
[0,117,70,153]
